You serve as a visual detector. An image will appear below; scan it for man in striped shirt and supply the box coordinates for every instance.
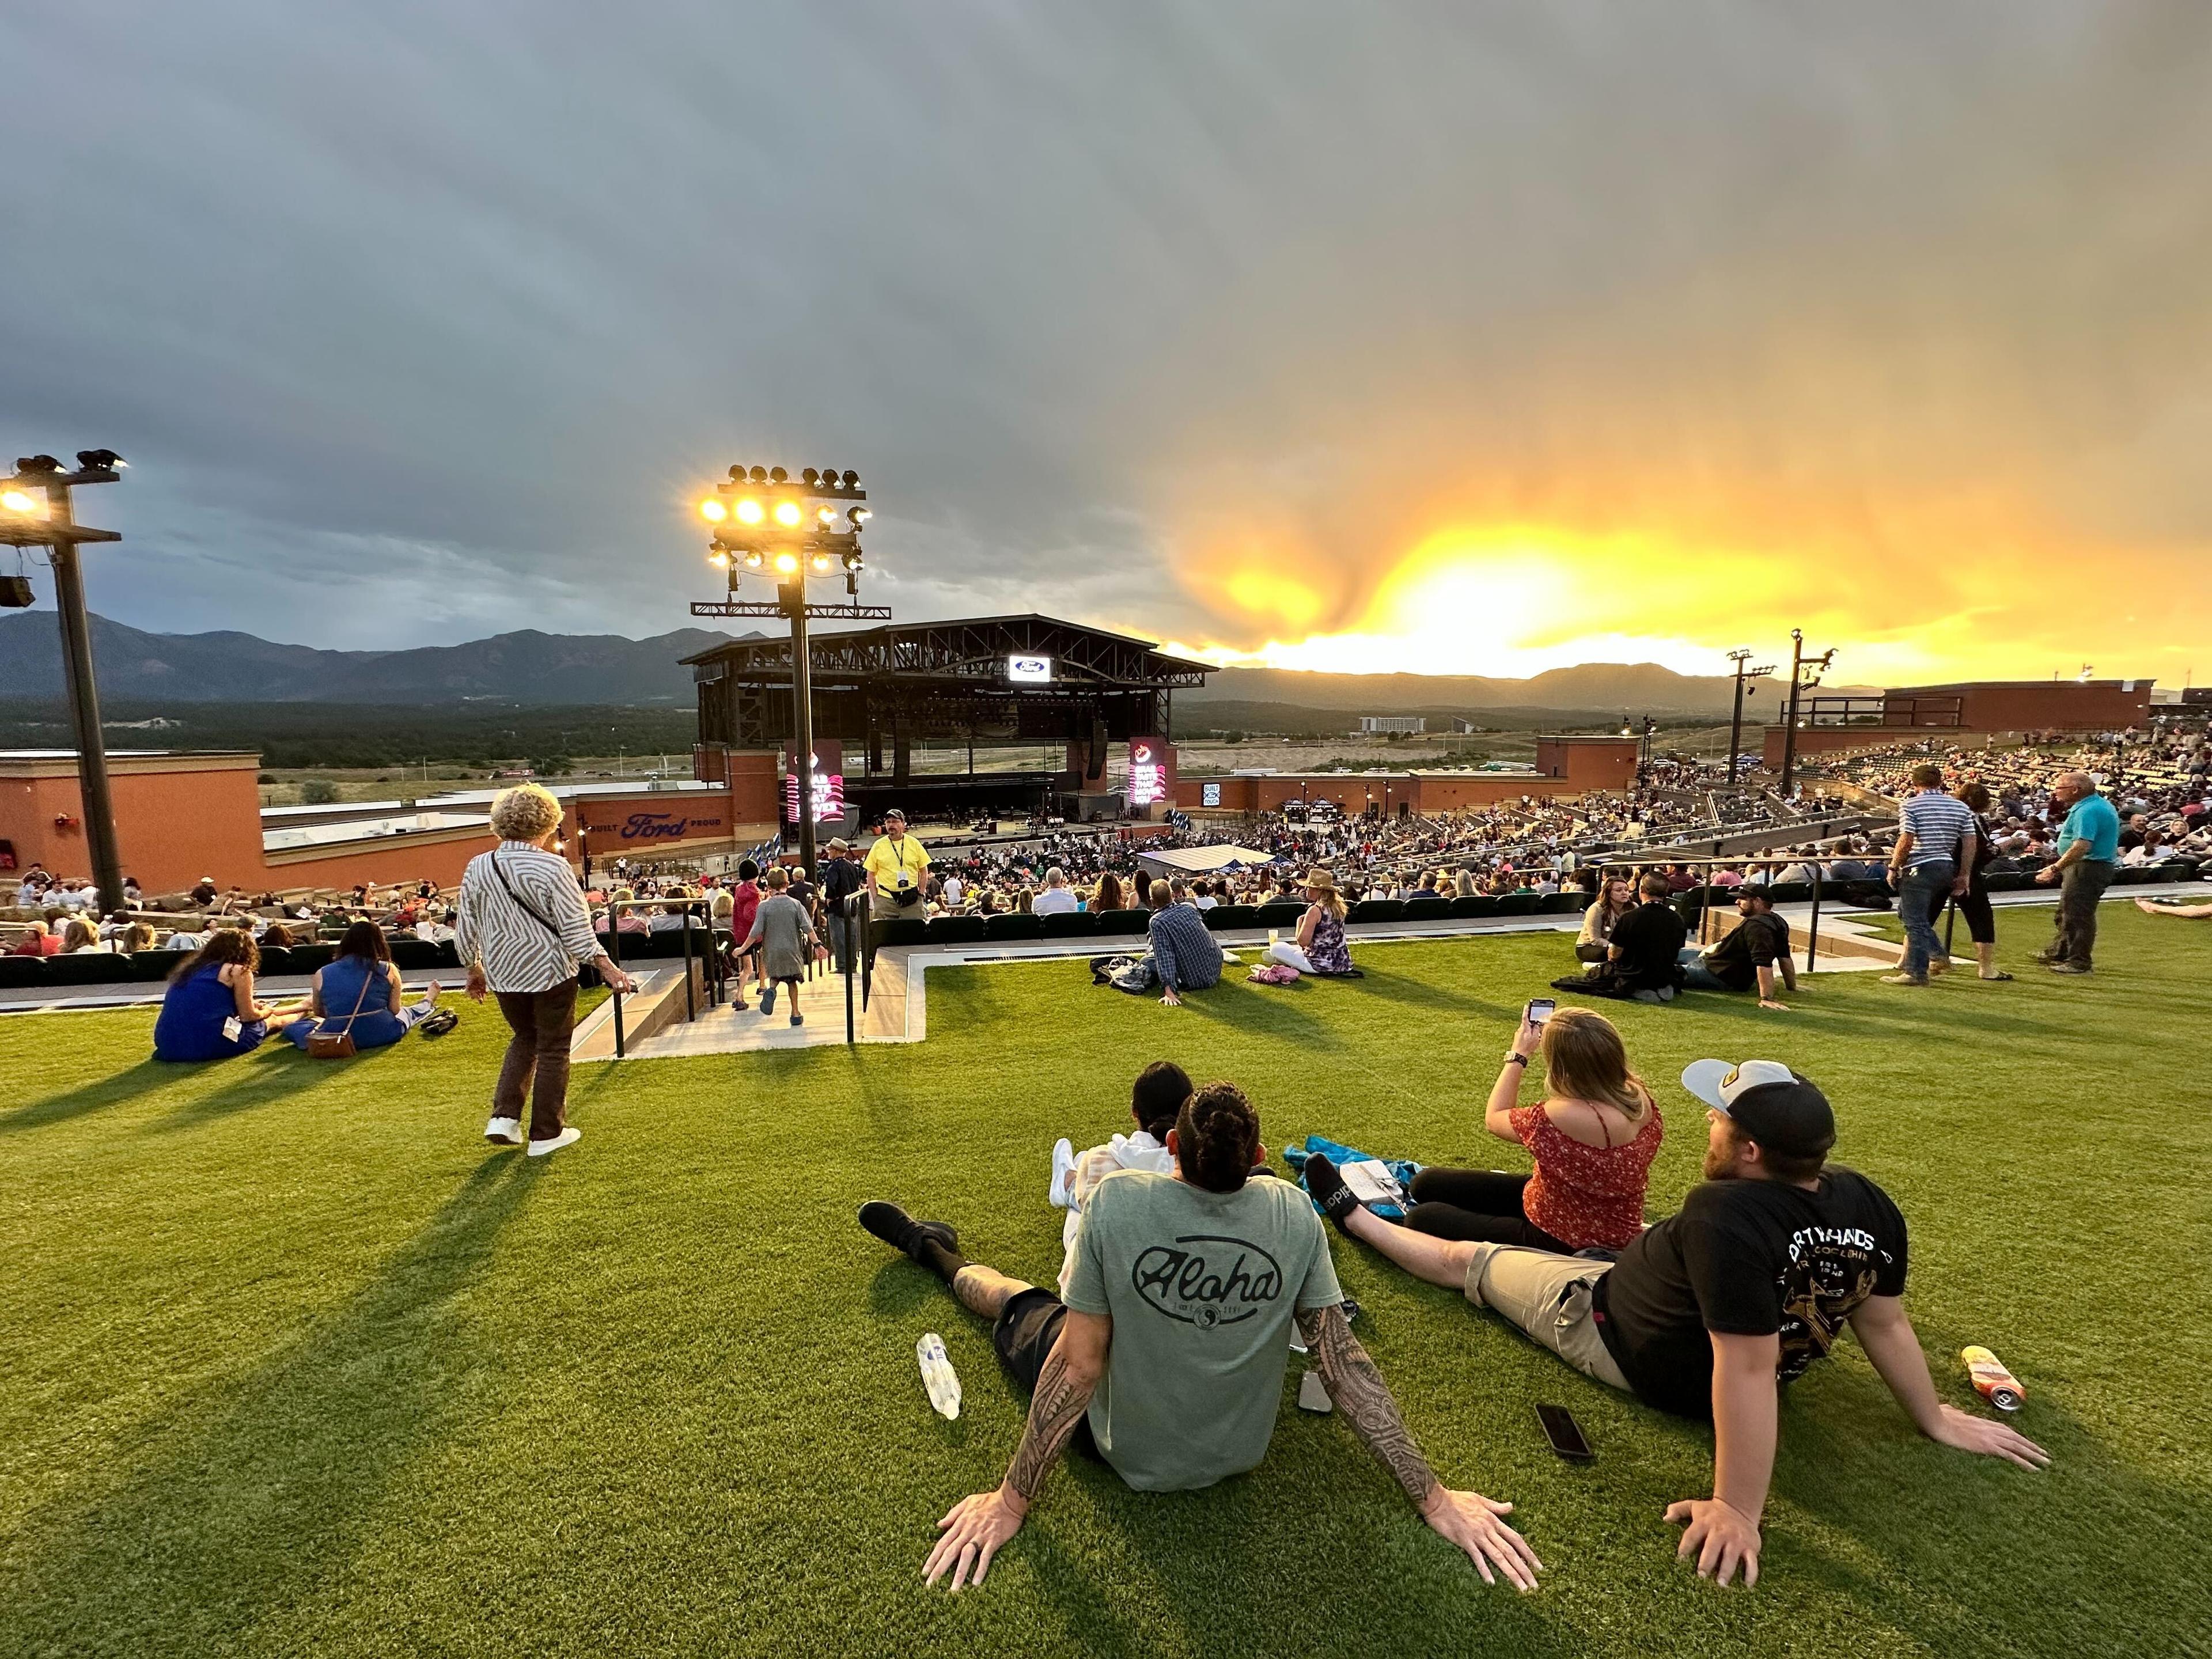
[455,785,636,1156]
[1883,765,1975,987]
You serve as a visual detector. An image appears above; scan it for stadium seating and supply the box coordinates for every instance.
[1400,897,1450,922]
[924,915,988,946]
[1203,904,1259,931]
[1493,893,1539,916]
[1253,902,1306,928]
[1093,908,1153,937]
[1040,911,1099,938]
[1346,899,1404,925]
[870,918,928,949]
[289,942,336,972]
[1450,894,1500,919]
[983,912,1046,941]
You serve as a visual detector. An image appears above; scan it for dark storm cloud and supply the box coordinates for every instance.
[2,2,2207,658]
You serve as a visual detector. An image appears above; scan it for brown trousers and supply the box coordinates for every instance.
[493,980,578,1141]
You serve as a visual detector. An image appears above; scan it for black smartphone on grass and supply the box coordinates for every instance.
[1537,1403,1593,1461]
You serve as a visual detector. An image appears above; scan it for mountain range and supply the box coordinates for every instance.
[0,610,1862,713]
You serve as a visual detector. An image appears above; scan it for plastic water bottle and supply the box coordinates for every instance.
[917,1332,961,1420]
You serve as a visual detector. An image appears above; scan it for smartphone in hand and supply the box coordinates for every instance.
[1525,997,1557,1026]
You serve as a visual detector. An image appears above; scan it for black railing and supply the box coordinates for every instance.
[599,896,718,1059]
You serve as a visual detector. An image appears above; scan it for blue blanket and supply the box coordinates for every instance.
[1283,1135,1423,1221]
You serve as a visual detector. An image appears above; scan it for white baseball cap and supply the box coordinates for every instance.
[1681,1059,1836,1157]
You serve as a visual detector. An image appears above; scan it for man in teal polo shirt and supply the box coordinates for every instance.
[2034,771,2120,974]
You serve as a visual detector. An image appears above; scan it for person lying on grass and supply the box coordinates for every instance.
[859,1081,1543,1594]
[1304,1056,2049,1590]
[2136,896,2212,919]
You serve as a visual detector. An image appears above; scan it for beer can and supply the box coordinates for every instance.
[1961,1345,2025,1412]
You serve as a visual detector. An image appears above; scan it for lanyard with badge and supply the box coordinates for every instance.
[885,835,922,907]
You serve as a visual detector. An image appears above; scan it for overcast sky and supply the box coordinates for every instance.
[5,2,2209,683]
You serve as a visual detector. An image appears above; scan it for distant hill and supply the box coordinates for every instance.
[0,611,1874,713]
[0,612,758,704]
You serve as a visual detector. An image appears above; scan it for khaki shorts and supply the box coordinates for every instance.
[1462,1242,1633,1393]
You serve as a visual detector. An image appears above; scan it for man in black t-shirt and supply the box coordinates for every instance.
[1603,872,1688,998]
[1309,1056,2050,1589]
[1679,888,1795,1009]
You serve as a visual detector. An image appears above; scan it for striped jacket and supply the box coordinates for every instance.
[454,841,600,993]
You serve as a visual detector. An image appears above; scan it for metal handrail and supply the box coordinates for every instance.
[596,895,717,1059]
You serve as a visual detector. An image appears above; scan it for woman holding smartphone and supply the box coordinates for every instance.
[1400,1006,1662,1252]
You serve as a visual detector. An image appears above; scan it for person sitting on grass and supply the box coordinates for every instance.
[284,920,444,1052]
[740,866,824,1025]
[1553,873,1684,1002]
[1304,1057,2048,1589]
[1573,874,1636,964]
[1105,880,1222,1006]
[1045,1059,1187,1291]
[1677,886,1796,1010]
[1401,1006,1660,1251]
[858,1081,1543,1593]
[153,928,312,1063]
[1263,867,1354,975]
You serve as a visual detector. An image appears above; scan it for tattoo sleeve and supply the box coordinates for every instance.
[1298,1304,1438,1508]
[1005,1336,1099,1506]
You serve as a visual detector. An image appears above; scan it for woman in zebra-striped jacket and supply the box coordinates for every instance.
[456,784,635,1157]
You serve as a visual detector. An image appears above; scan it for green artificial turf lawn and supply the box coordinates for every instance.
[3,903,2207,1659]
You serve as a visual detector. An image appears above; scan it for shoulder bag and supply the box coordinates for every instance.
[306,962,378,1059]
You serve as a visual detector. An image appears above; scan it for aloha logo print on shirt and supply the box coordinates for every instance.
[1775,1225,1887,1381]
[1130,1235,1284,1328]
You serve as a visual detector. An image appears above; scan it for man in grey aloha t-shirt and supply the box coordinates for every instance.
[860,1080,1543,1593]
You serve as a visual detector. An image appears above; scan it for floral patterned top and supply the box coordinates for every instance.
[1508,1096,1663,1249]
[1308,908,1352,974]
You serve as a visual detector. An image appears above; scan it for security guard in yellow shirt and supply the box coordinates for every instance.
[863,808,932,922]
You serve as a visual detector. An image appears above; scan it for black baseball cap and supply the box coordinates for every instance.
[1681,1059,1836,1158]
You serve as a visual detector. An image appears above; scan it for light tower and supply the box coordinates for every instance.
[692,466,890,877]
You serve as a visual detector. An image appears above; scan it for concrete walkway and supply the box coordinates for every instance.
[7,885,2200,1037]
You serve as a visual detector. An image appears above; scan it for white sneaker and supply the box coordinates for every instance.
[527,1126,582,1157]
[485,1115,523,1146]
[1048,1138,1077,1208]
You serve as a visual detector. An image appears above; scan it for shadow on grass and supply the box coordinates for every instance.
[1758,1323,2208,1657]
[1351,968,1521,1020]
[0,1154,543,1657]
[138,1046,349,1134]
[0,1057,173,1135]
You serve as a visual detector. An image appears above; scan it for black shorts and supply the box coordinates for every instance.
[992,1287,1099,1459]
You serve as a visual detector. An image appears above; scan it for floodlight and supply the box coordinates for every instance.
[743,550,764,569]
[773,500,802,527]
[848,506,871,525]
[749,465,768,483]
[729,464,748,481]
[811,554,831,572]
[769,466,789,484]
[840,470,858,488]
[1,489,36,513]
[774,551,799,574]
[699,498,728,522]
[735,498,765,524]
[14,454,62,476]
[815,506,836,527]
[802,468,820,487]
[76,449,125,470]
[708,551,729,567]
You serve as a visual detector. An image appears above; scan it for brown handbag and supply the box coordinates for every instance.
[306,961,378,1059]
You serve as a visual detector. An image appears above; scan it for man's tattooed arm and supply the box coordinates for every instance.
[1003,1328,1103,1508]
[1298,1303,1439,1508]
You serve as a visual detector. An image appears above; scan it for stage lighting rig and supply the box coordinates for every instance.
[2,446,131,912]
[690,460,891,874]
[1724,647,1777,784]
